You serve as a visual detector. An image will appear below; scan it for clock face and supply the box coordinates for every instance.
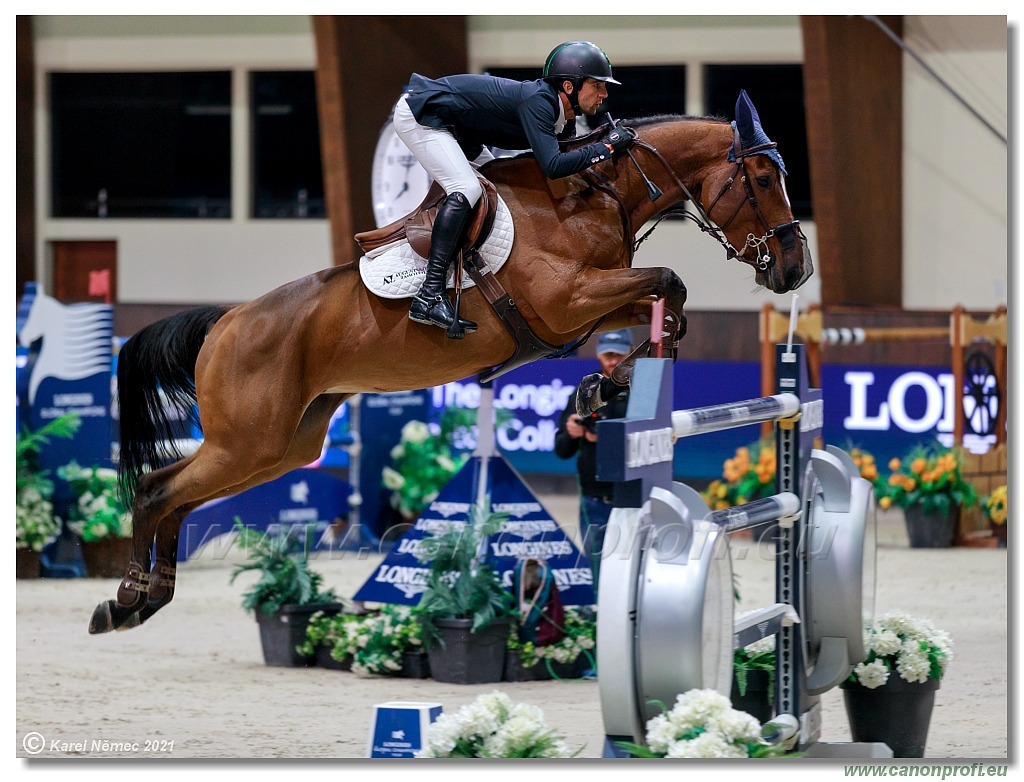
[371,122,433,228]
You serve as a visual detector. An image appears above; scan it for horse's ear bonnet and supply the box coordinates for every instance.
[730,89,788,175]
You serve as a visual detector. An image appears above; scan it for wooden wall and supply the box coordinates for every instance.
[801,15,904,308]
[313,16,467,267]
[16,16,35,305]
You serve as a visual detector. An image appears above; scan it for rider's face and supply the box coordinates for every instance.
[575,78,609,116]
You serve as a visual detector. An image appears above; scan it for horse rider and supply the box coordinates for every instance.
[393,40,638,335]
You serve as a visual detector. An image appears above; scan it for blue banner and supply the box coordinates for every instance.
[179,467,350,561]
[17,287,114,505]
[353,454,595,607]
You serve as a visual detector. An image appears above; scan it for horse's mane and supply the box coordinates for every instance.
[623,113,729,128]
[481,113,731,172]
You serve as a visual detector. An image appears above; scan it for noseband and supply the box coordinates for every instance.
[629,129,803,273]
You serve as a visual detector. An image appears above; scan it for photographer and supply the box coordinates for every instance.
[554,328,633,594]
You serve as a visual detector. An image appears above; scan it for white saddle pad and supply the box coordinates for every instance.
[359,193,515,299]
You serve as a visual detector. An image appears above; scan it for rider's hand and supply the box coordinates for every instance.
[603,125,637,154]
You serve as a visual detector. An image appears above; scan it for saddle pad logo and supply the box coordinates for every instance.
[359,193,515,300]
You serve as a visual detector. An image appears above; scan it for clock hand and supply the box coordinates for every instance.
[393,182,409,201]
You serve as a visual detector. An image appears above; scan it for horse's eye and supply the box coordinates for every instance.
[756,176,771,188]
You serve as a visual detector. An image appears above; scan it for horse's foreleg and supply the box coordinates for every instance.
[549,267,687,342]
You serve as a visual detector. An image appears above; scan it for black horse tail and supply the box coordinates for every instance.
[117,306,229,506]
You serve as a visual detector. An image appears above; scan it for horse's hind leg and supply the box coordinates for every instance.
[88,452,202,634]
[100,393,348,631]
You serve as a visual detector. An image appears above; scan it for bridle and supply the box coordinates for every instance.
[624,127,803,272]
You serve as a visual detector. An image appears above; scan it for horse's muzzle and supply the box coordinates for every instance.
[764,221,813,292]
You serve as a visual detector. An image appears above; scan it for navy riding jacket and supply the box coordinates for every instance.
[403,72,612,179]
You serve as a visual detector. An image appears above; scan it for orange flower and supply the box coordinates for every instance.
[879,496,892,510]
[910,457,926,474]
[902,477,917,492]
[861,465,878,481]
[889,458,901,471]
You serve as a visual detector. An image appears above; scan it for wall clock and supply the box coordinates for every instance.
[371,120,433,228]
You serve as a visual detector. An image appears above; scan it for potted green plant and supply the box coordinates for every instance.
[732,635,776,724]
[840,611,954,757]
[982,484,1007,547]
[875,441,978,547]
[700,437,777,510]
[417,690,578,758]
[16,414,80,578]
[380,409,474,522]
[58,460,133,578]
[296,609,355,670]
[381,407,512,523]
[301,604,428,677]
[414,503,516,684]
[229,519,342,667]
[505,606,596,682]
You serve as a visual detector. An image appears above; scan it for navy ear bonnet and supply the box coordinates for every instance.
[728,89,788,176]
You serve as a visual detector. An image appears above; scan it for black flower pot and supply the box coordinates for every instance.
[315,644,352,671]
[840,675,939,758]
[400,650,431,679]
[503,648,590,682]
[903,505,957,548]
[731,669,774,724]
[256,602,343,667]
[426,618,509,684]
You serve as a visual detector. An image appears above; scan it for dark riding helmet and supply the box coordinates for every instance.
[543,41,621,85]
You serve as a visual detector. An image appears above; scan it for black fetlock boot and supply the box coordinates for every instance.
[409,192,478,336]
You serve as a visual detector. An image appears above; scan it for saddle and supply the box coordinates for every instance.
[352,175,583,379]
[354,177,499,259]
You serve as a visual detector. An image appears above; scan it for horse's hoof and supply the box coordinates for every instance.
[88,601,116,634]
[115,613,142,632]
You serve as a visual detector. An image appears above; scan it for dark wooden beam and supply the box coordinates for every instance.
[313,16,467,266]
[17,15,35,302]
[801,15,903,307]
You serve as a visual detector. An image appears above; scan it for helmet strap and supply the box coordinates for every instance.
[562,78,583,116]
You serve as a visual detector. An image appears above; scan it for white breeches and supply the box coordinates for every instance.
[392,93,492,206]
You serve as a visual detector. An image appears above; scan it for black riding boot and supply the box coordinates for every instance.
[409,191,478,335]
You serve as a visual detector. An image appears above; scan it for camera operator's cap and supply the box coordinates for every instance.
[596,329,633,356]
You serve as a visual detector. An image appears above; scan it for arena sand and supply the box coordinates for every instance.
[15,496,1009,774]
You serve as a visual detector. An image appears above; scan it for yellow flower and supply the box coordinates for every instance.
[879,496,892,510]
[985,485,1008,525]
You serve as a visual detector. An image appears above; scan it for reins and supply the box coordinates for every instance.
[624,128,794,272]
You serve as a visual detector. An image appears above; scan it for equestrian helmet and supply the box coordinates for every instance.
[543,41,621,85]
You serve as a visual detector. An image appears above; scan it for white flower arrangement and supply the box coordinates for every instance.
[57,462,132,541]
[417,690,577,758]
[618,689,787,758]
[508,606,596,668]
[16,486,61,552]
[850,611,954,689]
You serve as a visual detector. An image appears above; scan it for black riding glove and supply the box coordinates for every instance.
[603,125,637,154]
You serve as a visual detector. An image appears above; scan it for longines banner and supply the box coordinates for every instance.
[353,454,596,607]
[17,285,113,480]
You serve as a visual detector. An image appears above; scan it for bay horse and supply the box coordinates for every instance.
[90,90,812,634]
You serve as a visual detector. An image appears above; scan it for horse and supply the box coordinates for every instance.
[90,89,813,634]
